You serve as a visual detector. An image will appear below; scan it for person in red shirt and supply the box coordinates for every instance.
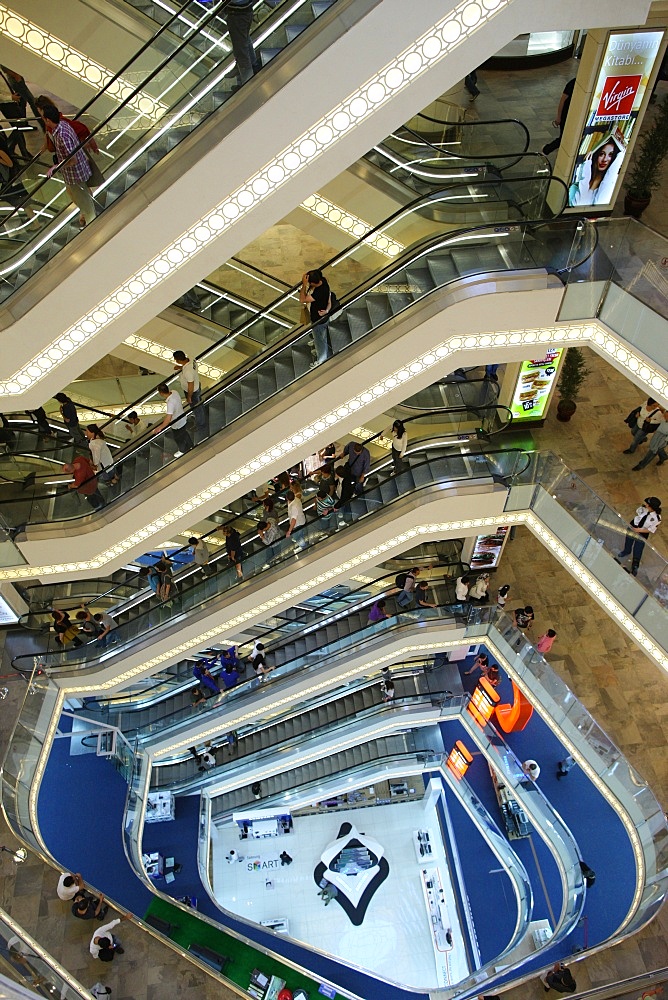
[62,456,104,511]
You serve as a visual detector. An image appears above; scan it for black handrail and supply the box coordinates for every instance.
[10,441,530,674]
[0,0,242,232]
[92,185,576,443]
[415,111,531,155]
[1,214,596,525]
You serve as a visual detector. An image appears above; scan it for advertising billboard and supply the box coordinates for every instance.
[567,30,665,210]
[509,349,563,422]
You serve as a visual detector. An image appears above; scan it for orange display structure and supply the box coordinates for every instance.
[467,676,500,729]
[495,680,534,733]
[446,740,474,780]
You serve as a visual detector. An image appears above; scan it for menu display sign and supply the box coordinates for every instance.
[470,527,510,570]
[567,30,664,209]
[509,349,563,422]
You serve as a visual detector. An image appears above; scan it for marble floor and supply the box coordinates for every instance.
[0,49,667,1000]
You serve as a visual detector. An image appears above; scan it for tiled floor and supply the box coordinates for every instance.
[0,50,667,1000]
[212,797,469,990]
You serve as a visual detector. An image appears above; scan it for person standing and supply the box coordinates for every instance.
[62,457,104,511]
[225,0,256,87]
[285,489,306,548]
[388,419,408,473]
[632,412,668,470]
[455,575,471,602]
[464,67,480,101]
[41,104,96,226]
[315,485,336,527]
[300,269,333,365]
[542,78,575,155]
[616,497,662,576]
[522,759,540,781]
[396,567,419,609]
[623,397,663,454]
[55,393,86,445]
[257,517,281,554]
[368,599,388,623]
[57,872,84,900]
[123,411,150,439]
[333,464,355,520]
[152,383,194,456]
[341,440,371,494]
[468,573,489,601]
[496,583,511,610]
[189,536,212,575]
[513,606,534,630]
[222,524,245,578]
[86,425,119,484]
[93,612,118,647]
[536,629,557,654]
[90,913,132,961]
[192,661,219,696]
[173,350,206,433]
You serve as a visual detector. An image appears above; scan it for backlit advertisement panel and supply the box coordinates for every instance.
[567,30,664,210]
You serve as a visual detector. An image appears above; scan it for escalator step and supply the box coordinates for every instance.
[346,307,372,341]
[405,265,436,296]
[426,255,459,287]
[365,294,393,327]
[450,246,504,275]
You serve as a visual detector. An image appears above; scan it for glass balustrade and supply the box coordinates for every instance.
[0,0,342,301]
[0,216,592,537]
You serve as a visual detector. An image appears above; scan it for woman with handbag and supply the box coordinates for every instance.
[299,269,339,366]
[623,396,663,454]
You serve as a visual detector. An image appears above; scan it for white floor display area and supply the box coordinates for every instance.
[210,783,471,989]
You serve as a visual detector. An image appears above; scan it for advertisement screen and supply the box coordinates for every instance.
[510,349,563,422]
[567,30,664,210]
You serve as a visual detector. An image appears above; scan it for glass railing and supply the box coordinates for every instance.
[80,568,449,714]
[0,902,92,998]
[119,603,467,743]
[154,682,462,790]
[3,622,665,1000]
[0,0,340,302]
[474,616,668,941]
[0,215,593,535]
[506,451,668,652]
[11,444,526,673]
[558,216,668,372]
[408,110,532,162]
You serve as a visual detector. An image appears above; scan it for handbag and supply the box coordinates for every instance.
[300,303,310,326]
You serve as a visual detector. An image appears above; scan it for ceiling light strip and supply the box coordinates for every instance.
[2,319,667,580]
[0,5,167,120]
[0,0,510,396]
[122,334,225,380]
[300,194,404,258]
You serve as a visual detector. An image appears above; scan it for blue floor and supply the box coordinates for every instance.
[37,645,638,999]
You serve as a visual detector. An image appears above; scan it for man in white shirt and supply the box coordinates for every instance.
[616,496,662,576]
[152,383,193,457]
[122,411,150,439]
[57,871,84,900]
[173,350,206,433]
[285,490,306,549]
[90,913,132,961]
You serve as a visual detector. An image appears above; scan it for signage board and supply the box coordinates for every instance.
[567,30,664,209]
[509,349,563,422]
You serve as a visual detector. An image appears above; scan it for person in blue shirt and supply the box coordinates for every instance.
[192,662,219,696]
[219,646,240,669]
[220,665,240,690]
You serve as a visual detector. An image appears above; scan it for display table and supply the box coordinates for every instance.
[260,917,289,934]
[265,975,286,1000]
[145,790,175,823]
[413,829,439,863]
[252,818,279,839]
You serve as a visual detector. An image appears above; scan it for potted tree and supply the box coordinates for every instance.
[624,94,668,218]
[556,347,590,422]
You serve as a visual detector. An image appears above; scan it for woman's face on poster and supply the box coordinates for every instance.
[596,142,616,173]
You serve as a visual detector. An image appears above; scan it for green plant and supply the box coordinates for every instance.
[625,94,668,199]
[557,347,590,403]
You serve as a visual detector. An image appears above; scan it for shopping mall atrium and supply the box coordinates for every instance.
[0,1,666,998]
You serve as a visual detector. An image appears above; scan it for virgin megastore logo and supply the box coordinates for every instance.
[596,74,641,122]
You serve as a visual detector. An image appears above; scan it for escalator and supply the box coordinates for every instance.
[177,734,418,808]
[150,663,453,788]
[2,214,594,550]
[0,0,340,304]
[358,124,563,213]
[78,574,462,738]
[10,440,525,674]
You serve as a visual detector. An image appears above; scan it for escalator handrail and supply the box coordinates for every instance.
[40,423,518,622]
[3,211,593,525]
[379,124,562,206]
[92,179,572,437]
[77,571,461,711]
[10,443,527,672]
[414,111,531,154]
[0,0,259,234]
[151,681,457,776]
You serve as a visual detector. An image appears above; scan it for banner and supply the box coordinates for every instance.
[567,30,665,210]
